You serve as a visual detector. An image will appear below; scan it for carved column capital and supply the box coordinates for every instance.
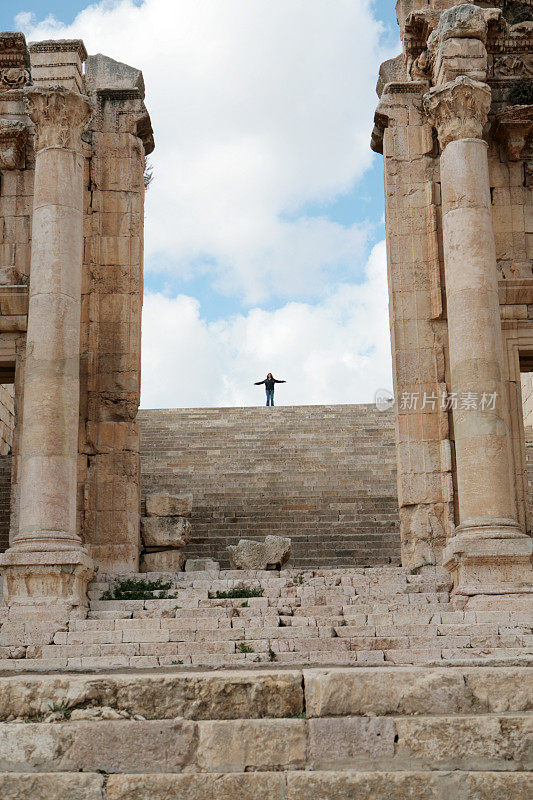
[423,75,491,149]
[24,85,92,151]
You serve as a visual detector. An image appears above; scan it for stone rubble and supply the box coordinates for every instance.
[228,535,291,570]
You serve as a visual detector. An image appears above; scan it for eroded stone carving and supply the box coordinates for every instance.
[24,85,92,151]
[494,54,533,78]
[0,32,31,92]
[491,104,533,160]
[0,120,27,170]
[424,75,491,148]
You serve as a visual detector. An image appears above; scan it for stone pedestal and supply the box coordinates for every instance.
[0,86,95,610]
[424,76,532,607]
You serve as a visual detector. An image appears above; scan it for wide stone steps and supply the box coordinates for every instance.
[3,771,531,800]
[139,405,401,568]
[2,567,531,671]
[0,666,531,799]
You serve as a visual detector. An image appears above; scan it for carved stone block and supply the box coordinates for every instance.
[0,120,27,170]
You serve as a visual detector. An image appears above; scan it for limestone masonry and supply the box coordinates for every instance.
[0,3,532,798]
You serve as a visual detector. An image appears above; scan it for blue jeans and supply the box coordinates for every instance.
[266,388,274,406]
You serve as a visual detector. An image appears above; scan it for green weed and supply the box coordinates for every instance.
[101,577,178,601]
[210,587,263,600]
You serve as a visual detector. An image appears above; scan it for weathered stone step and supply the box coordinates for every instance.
[2,770,531,800]
[0,713,530,773]
[3,648,531,671]
[1,666,530,722]
[3,567,531,669]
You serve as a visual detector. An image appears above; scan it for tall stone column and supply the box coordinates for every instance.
[0,86,94,608]
[424,76,532,606]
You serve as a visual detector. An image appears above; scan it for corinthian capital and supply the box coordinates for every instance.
[24,85,92,151]
[423,75,491,149]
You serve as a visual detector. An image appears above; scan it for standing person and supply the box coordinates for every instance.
[254,373,286,406]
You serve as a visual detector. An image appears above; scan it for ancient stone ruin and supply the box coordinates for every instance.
[0,33,153,610]
[0,5,531,798]
[372,0,533,609]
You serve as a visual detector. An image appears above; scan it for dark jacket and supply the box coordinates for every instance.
[255,378,286,391]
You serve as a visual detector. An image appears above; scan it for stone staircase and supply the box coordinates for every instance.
[1,566,531,798]
[2,566,531,671]
[0,663,531,798]
[138,405,401,569]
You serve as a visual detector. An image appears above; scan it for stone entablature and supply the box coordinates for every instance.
[373,0,532,607]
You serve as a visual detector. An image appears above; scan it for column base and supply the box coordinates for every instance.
[0,548,95,608]
[443,518,533,610]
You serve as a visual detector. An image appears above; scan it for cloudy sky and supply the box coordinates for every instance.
[3,0,400,407]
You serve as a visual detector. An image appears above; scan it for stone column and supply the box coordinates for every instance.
[0,86,94,608]
[424,76,532,606]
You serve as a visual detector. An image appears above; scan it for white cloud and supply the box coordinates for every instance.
[140,240,392,408]
[17,0,398,304]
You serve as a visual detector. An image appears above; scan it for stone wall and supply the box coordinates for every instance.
[139,404,402,569]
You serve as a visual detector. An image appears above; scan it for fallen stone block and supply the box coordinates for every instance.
[140,550,185,572]
[141,517,191,548]
[227,536,291,570]
[145,492,193,517]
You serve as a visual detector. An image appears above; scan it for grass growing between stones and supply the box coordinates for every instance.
[101,578,178,600]
[47,701,72,720]
[238,643,255,653]
[209,587,264,599]
[409,559,432,576]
